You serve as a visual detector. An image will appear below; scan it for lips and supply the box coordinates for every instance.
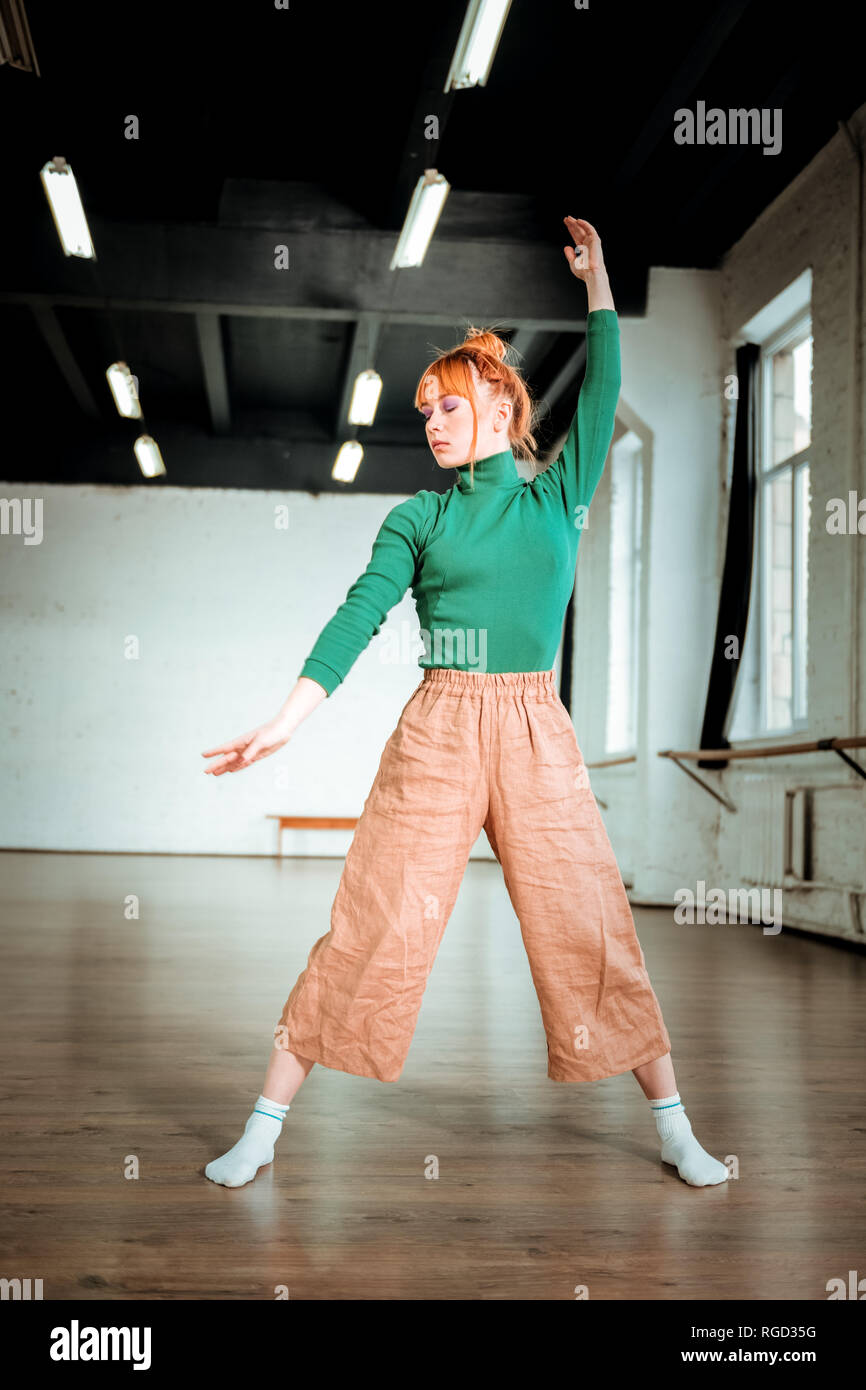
[432,442,448,451]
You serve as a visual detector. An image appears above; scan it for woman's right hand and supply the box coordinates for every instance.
[202,713,293,776]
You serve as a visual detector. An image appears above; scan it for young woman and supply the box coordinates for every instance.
[202,218,728,1191]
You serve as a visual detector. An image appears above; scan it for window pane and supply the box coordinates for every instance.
[793,337,812,447]
[765,471,793,728]
[771,334,812,465]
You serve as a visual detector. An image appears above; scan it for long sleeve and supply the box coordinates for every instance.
[299,494,428,696]
[537,307,621,518]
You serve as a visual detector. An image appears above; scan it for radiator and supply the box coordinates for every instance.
[737,777,792,887]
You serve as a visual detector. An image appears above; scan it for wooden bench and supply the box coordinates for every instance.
[267,814,358,857]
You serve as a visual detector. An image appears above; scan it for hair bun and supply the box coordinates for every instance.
[461,328,508,362]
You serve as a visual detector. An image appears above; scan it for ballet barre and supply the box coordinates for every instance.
[657,735,866,812]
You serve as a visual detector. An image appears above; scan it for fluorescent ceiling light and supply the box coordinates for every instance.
[332,441,363,483]
[348,369,383,427]
[39,157,96,259]
[106,362,142,419]
[134,435,166,478]
[390,170,450,270]
[444,0,512,91]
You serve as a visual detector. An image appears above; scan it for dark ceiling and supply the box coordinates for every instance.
[0,0,863,494]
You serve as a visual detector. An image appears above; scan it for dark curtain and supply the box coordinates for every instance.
[697,341,760,770]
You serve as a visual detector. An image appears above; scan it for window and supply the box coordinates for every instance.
[759,318,811,731]
[730,275,813,743]
[605,430,643,754]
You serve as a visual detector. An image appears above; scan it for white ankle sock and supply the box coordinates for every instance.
[205,1094,290,1188]
[650,1092,728,1187]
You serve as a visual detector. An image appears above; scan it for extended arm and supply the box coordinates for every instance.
[297,494,426,697]
[201,495,426,775]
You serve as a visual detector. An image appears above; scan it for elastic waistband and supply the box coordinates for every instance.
[420,667,558,697]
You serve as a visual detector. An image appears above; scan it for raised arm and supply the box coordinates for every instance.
[537,218,621,518]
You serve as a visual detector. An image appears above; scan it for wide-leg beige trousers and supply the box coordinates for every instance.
[275,667,671,1083]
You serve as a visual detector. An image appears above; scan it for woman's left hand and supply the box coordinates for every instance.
[563,217,606,281]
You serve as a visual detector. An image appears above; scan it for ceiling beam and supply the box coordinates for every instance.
[507,328,543,374]
[3,215,645,325]
[333,313,382,440]
[30,304,101,418]
[194,312,231,434]
[0,425,443,495]
[3,291,598,334]
[671,59,804,233]
[542,341,587,413]
[535,341,588,465]
[613,0,755,188]
[384,1,465,230]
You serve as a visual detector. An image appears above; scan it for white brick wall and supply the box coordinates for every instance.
[714,106,866,940]
[575,107,866,942]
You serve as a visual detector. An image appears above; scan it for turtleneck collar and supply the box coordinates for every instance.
[453,448,523,494]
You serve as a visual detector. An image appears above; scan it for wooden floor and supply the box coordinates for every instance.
[1,849,864,1301]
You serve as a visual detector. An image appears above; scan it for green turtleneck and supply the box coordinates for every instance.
[300,308,621,695]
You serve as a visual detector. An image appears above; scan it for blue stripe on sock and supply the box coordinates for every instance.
[650,1101,683,1110]
[254,1108,285,1121]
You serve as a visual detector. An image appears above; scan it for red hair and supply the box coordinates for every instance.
[414,326,538,488]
